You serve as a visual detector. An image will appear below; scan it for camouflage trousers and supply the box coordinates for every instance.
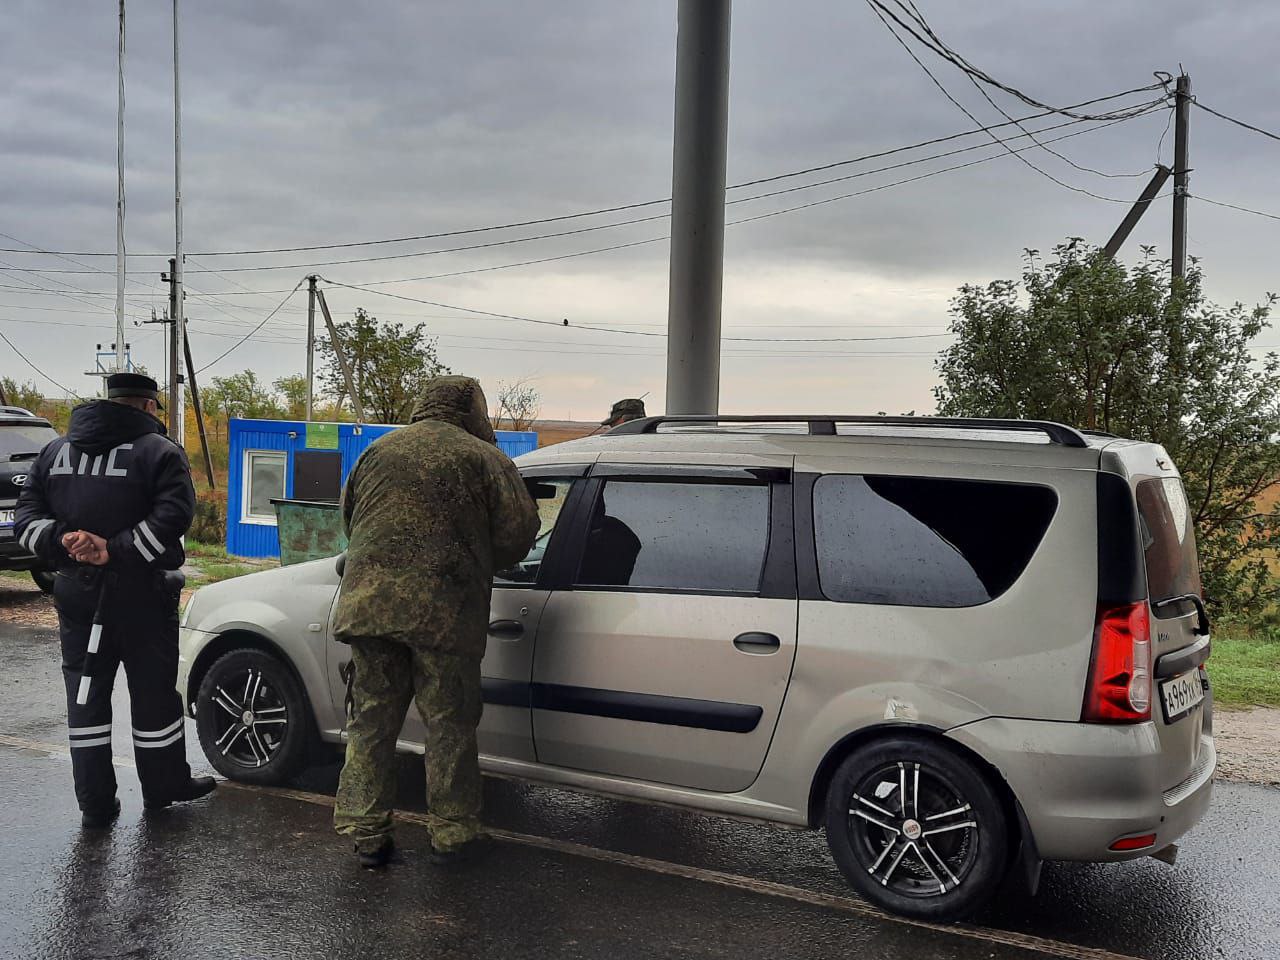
[333,637,483,854]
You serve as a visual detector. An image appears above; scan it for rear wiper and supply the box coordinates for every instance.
[1151,593,1211,636]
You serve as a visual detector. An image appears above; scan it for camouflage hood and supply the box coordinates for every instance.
[409,376,495,444]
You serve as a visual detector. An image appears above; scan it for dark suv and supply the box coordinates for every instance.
[0,406,59,591]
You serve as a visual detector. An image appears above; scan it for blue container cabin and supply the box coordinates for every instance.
[225,418,538,558]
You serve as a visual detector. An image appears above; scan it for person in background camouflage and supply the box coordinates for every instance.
[600,398,646,428]
[332,375,539,869]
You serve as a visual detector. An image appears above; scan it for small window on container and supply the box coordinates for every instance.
[244,450,286,523]
[813,475,1058,607]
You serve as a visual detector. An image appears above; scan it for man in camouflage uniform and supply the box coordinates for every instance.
[601,398,646,429]
[332,376,539,868]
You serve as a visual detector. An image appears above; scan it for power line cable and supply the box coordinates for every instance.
[0,85,1169,262]
[1192,195,1280,222]
[1192,100,1280,143]
[194,278,305,374]
[865,1,1149,204]
[0,329,84,399]
[865,0,1167,121]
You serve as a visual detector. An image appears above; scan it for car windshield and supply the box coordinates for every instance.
[1136,476,1202,608]
[0,424,57,459]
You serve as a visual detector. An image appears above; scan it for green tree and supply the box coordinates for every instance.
[935,241,1280,617]
[273,374,308,419]
[0,377,44,412]
[318,308,449,424]
[205,370,283,422]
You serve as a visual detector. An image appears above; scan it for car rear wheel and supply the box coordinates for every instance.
[824,737,1009,921]
[30,569,54,594]
[195,648,313,786]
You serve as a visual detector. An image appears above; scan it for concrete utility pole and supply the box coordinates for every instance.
[171,0,186,443]
[114,0,127,372]
[305,275,317,421]
[167,258,180,429]
[1171,73,1191,283]
[665,0,732,416]
[1102,165,1172,259]
[315,287,365,423]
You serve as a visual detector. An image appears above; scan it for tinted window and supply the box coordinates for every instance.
[577,480,770,593]
[495,478,574,585]
[813,475,1058,607]
[0,424,57,458]
[1136,477,1201,610]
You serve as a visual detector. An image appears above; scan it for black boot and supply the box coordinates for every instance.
[429,834,493,868]
[357,838,395,870]
[82,797,122,830]
[144,776,217,810]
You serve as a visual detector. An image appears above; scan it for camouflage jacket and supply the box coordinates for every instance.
[332,377,540,656]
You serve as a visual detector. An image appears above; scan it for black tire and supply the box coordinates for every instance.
[195,647,314,785]
[30,568,55,594]
[824,737,1009,921]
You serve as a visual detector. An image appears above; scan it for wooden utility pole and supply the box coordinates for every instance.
[315,287,365,422]
[182,336,216,489]
[1171,73,1192,283]
[305,275,317,421]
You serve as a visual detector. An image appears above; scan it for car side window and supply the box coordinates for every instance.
[494,478,575,586]
[576,480,770,594]
[812,474,1058,607]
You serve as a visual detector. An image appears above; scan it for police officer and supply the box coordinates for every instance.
[15,373,215,829]
[600,398,646,429]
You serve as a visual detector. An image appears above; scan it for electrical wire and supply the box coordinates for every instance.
[865,0,1167,121]
[1192,101,1280,143]
[865,0,1152,204]
[0,85,1169,262]
[1192,195,1280,222]
[194,278,305,374]
[0,329,84,399]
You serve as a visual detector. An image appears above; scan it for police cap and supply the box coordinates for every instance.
[106,372,162,404]
[602,398,646,425]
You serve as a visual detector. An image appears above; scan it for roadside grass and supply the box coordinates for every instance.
[1209,623,1280,708]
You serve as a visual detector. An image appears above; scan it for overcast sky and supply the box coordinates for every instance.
[2,1,1278,421]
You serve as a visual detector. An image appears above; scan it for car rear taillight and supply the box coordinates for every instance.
[1082,601,1152,723]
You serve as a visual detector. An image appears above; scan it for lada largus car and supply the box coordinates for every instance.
[0,406,59,591]
[178,415,1215,920]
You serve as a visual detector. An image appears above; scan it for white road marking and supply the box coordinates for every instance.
[0,732,1142,960]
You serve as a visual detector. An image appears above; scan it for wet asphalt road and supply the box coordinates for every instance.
[1,622,1276,960]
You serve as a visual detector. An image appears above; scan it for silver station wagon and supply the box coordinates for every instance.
[178,415,1215,920]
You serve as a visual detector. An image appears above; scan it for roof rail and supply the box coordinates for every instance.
[607,415,1089,448]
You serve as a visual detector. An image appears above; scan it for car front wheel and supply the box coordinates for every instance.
[30,569,54,594]
[824,737,1009,921]
[195,647,313,785]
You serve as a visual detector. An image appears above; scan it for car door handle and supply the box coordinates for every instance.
[733,632,780,654]
[488,619,525,641]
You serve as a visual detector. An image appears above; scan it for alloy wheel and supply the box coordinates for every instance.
[207,667,289,769]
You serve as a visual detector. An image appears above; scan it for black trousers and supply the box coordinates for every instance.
[54,567,192,812]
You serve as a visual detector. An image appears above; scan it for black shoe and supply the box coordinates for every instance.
[357,839,395,871]
[81,798,121,830]
[144,776,217,811]
[429,834,493,867]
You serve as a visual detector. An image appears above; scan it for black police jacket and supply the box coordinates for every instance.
[14,401,195,572]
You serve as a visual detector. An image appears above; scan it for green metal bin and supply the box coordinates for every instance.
[271,498,348,566]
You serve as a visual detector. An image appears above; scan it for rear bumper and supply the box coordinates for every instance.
[948,716,1215,861]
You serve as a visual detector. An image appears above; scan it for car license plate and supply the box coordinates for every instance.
[0,509,14,527]
[1161,670,1205,723]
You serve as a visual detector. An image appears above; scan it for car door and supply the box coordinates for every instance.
[395,467,588,763]
[531,460,798,794]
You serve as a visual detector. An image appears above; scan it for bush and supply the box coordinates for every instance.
[189,490,226,546]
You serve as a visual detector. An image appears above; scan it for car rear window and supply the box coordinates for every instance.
[0,424,57,459]
[812,475,1058,607]
[1135,477,1202,611]
[577,480,771,593]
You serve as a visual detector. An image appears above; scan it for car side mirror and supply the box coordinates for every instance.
[335,552,347,577]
